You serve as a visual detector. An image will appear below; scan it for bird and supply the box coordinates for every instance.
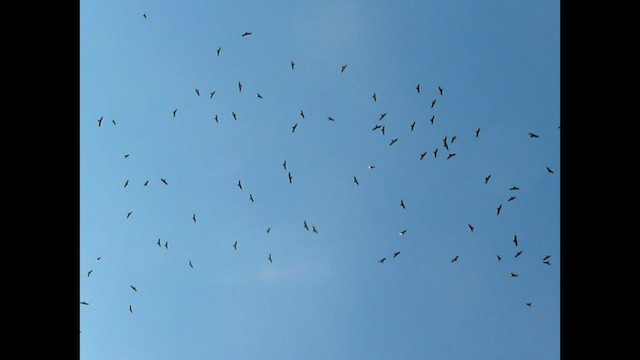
[96,257,101,261]
[508,272,519,278]
[241,31,252,37]
[80,301,89,305]
[372,125,382,131]
[446,153,456,159]
[513,235,518,247]
[430,115,435,125]
[438,86,443,95]
[98,116,103,127]
[327,116,334,122]
[543,260,551,266]
[172,109,177,117]
[420,152,427,160]
[124,180,129,188]
[416,84,420,93]
[475,128,481,137]
[543,255,551,261]
[368,165,376,170]
[372,93,377,102]
[216,47,221,56]
[468,224,474,232]
[400,200,406,209]
[292,123,298,133]
[238,82,242,92]
[130,285,138,292]
[192,213,197,223]
[282,160,287,170]
[268,254,273,263]
[210,90,216,99]
[233,241,238,250]
[157,239,161,247]
[195,88,200,96]
[144,180,149,186]
[507,196,517,202]
[443,136,448,149]
[496,204,503,215]
[399,230,407,236]
[433,148,438,158]
[393,251,401,258]
[526,302,532,307]
[214,115,219,123]
[291,60,295,70]
[300,110,305,119]
[510,186,520,191]
[124,154,130,159]
[528,132,539,138]
[126,211,133,219]
[143,14,147,19]
[303,221,309,231]
[257,93,263,99]
[410,121,416,131]
[232,112,237,120]
[237,180,243,190]
[381,126,386,135]
[266,227,271,234]
[546,167,554,174]
[485,175,491,184]
[379,113,387,121]
[496,255,502,261]
[189,260,193,268]
[389,138,398,146]
[312,226,318,233]
[249,194,254,202]
[160,178,168,185]
[451,255,459,263]
[164,241,169,249]
[87,270,93,277]
[288,172,293,184]
[451,135,457,143]
[379,257,387,264]
[112,119,117,125]
[129,305,133,313]
[430,99,436,108]
[353,176,359,186]
[341,64,347,73]
[514,251,523,258]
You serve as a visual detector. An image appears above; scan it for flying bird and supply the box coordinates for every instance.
[353,176,359,185]
[451,135,457,143]
[543,255,551,261]
[430,99,436,108]
[507,196,517,202]
[379,113,387,121]
[399,230,407,236]
[341,64,347,73]
[161,178,168,185]
[379,257,387,264]
[112,119,117,125]
[164,241,168,249]
[241,31,252,37]
[210,90,216,99]
[292,123,298,133]
[238,82,242,92]
[98,116,103,127]
[433,148,438,158]
[233,241,238,250]
[257,93,263,99]
[172,109,177,117]
[514,251,523,258]
[389,138,398,146]
[124,154,130,159]
[513,235,518,247]
[543,260,551,266]
[216,47,221,56]
[80,301,89,305]
[129,305,133,313]
[126,211,133,219]
[283,160,287,170]
[508,272,519,278]
[327,116,334,122]
[124,180,129,188]
[496,255,502,261]
[393,251,401,258]
[420,152,427,160]
[468,224,474,232]
[475,128,481,137]
[157,238,161,247]
[267,227,271,234]
[446,153,456,159]
[268,254,273,263]
[288,172,293,184]
[443,136,448,150]
[381,126,385,135]
[195,88,200,96]
[96,257,101,261]
[438,86,443,95]
[232,112,237,120]
[510,186,520,191]
[526,302,532,307]
[214,115,219,123]
[87,270,93,277]
[189,260,193,268]
[496,204,503,215]
[410,121,416,131]
[368,165,376,170]
[291,60,295,70]
[130,285,138,292]
[237,180,243,190]
[300,110,305,119]
[485,175,491,184]
[372,125,382,131]
[372,93,377,102]
[528,132,540,138]
[546,167,554,174]
[400,200,406,209]
[416,84,420,93]
[143,13,147,19]
[303,221,309,231]
[312,226,318,233]
[249,194,254,202]
[430,115,435,125]
[192,213,196,223]
[451,255,459,263]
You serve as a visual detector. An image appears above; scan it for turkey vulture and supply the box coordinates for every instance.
[451,255,459,263]
[393,251,401,258]
[341,64,347,73]
[241,32,252,37]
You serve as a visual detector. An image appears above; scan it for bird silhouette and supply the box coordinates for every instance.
[496,204,502,215]
[485,175,491,184]
[232,112,237,120]
[87,270,93,277]
[443,136,448,149]
[172,109,177,117]
[300,110,305,119]
[195,88,200,96]
[288,172,293,184]
[438,86,443,95]
[372,93,377,102]
[327,116,334,122]
[430,115,435,125]
[112,119,117,125]
[546,167,554,174]
[400,200,406,209]
[143,13,147,19]
[433,148,438,158]
[237,180,243,190]
[124,180,129,188]
[257,93,263,99]
[241,31,252,37]
[312,226,318,233]
[157,239,161,247]
[267,227,271,234]
[468,224,474,232]
[96,257,101,261]
[98,116,103,127]
[416,84,420,93]
[410,122,416,131]
[283,160,287,170]
[514,251,523,258]
[124,154,130,159]
[381,126,386,135]
[399,229,407,236]
[379,113,387,121]
[249,194,254,202]
[475,128,481,137]
[130,285,138,292]
[341,64,347,73]
[451,135,457,143]
[161,178,168,185]
[143,180,149,186]
[507,196,516,202]
[210,90,216,99]
[430,99,436,108]
[238,82,242,92]
[508,272,519,278]
[446,153,456,159]
[393,251,401,258]
[164,241,169,249]
[303,221,309,231]
[292,123,298,133]
[192,213,197,223]
[496,255,502,261]
[291,61,295,70]
[189,260,193,268]
[368,165,376,170]
[216,47,221,56]
[379,257,387,264]
[233,241,238,250]
[451,255,459,263]
[129,305,133,313]
[214,115,219,123]
[372,125,382,131]
[513,235,518,247]
[353,176,359,185]
[543,260,551,266]
[126,211,133,219]
[543,255,551,261]
[268,254,273,263]
[528,132,539,138]
[510,186,520,191]
[81,301,89,305]
[389,138,398,146]
[420,152,427,160]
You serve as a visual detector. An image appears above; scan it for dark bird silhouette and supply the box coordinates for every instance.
[165,241,169,249]
[514,250,523,258]
[189,260,193,268]
[124,154,130,159]
[379,113,387,121]
[389,138,398,146]
[257,93,263,99]
[543,255,551,261]
[379,257,387,264]
[214,115,219,123]
[81,301,89,305]
[268,253,273,263]
[157,238,161,247]
[267,227,271,234]
[400,200,406,209]
[381,126,386,135]
[507,196,516,202]
[283,160,287,170]
[372,125,382,131]
[528,132,539,138]
[249,194,254,202]
[496,204,502,216]
[288,172,293,184]
[430,115,435,125]
[438,86,443,95]
[485,175,491,184]
[210,90,216,99]
[97,257,101,261]
[430,99,436,108]
[143,14,147,19]
[232,112,237,120]
[526,302,532,307]
[112,119,117,125]
[129,305,133,313]
[416,84,420,93]
[291,60,295,70]
[87,270,93,277]
[161,178,168,185]
[312,226,318,233]
[124,180,129,188]
[327,116,334,122]
[410,121,416,131]
[233,241,237,250]
[130,285,138,292]
[468,224,474,232]
[341,64,347,73]
[451,135,457,143]
[303,221,309,231]
[126,211,133,219]
[451,255,459,263]
[543,260,551,266]
[399,229,407,236]
[237,180,243,190]
[393,251,401,258]
[292,123,298,133]
[238,82,242,92]
[496,255,502,261]
[195,88,200,96]
[510,186,520,191]
[192,213,197,223]
[241,31,252,37]
[98,116,103,127]
[513,235,518,247]
[475,128,481,137]
[508,272,519,278]
[353,176,360,186]
[300,110,305,119]
[420,152,427,160]
[216,47,221,56]
[372,93,377,102]
[368,165,376,170]
[443,136,448,150]
[446,153,456,159]
[172,109,177,117]
[546,167,554,174]
[433,148,439,158]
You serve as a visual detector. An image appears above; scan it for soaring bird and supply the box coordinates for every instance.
[157,239,161,247]
[195,88,200,96]
[433,148,438,158]
[443,136,448,149]
[410,121,416,131]
[303,221,309,231]
[288,172,293,184]
[399,229,407,236]
[164,241,169,249]
[112,119,117,125]
[416,84,420,93]
[80,301,89,305]
[232,112,237,120]
[189,260,193,268]
[172,109,177,117]
[368,165,376,170]
[468,224,474,232]
[528,132,540,138]
[241,31,252,37]
[233,241,238,250]
[126,211,133,219]
[192,213,196,223]
[475,128,481,137]
[393,251,401,258]
[381,126,385,135]
[249,194,254,202]
[210,90,216,99]
[257,93,263,99]
[283,160,287,170]
[438,86,443,95]
[353,176,360,185]
[214,115,219,123]
[143,14,147,19]
[237,180,243,190]
[327,116,334,122]
[98,116,103,127]
[485,175,491,184]
[300,110,305,119]
[96,257,101,261]
[543,260,551,266]
[267,227,271,234]
[496,204,503,215]
[510,186,520,191]
[341,64,347,73]
[507,196,517,202]
[372,125,382,131]
[496,255,502,261]
[268,254,273,263]
[161,178,168,185]
[430,99,436,108]
[379,113,387,121]
[513,235,519,247]
[379,257,387,264]
[508,272,519,278]
[291,60,295,70]
[420,152,427,160]
[514,251,523,258]
[389,138,398,146]
[292,123,298,133]
[546,167,554,174]
[400,200,406,209]
[238,82,242,92]
[312,226,318,233]
[372,93,377,102]
[87,270,93,277]
[451,135,457,143]
[124,154,130,159]
[430,115,435,125]
[129,305,133,313]
[446,153,456,159]
[216,47,221,56]
[451,255,459,263]
[130,285,138,292]
[543,255,551,261]
[124,180,129,188]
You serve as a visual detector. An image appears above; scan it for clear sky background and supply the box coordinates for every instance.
[80,1,560,359]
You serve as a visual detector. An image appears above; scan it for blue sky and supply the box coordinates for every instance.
[80,1,560,359]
